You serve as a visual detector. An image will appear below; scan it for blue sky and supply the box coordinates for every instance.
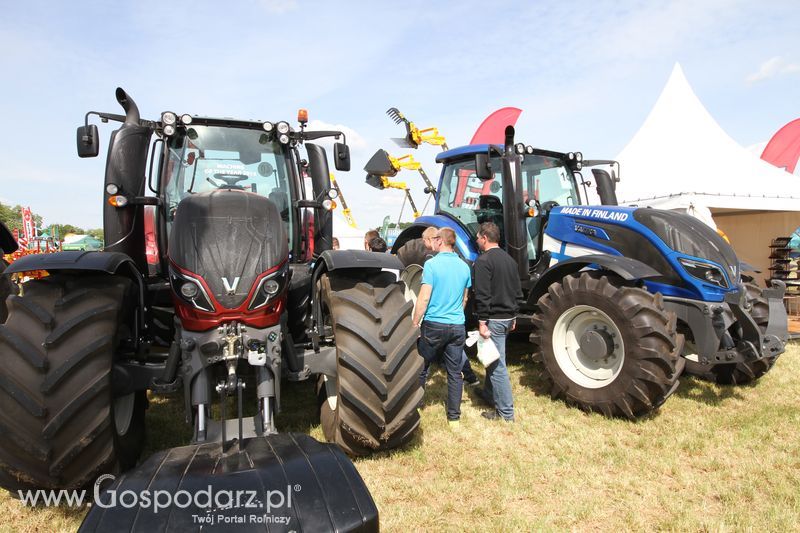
[0,0,798,231]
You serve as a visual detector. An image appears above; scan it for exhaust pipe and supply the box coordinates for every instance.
[103,88,152,272]
[115,87,140,125]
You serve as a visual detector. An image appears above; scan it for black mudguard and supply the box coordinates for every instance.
[316,249,404,272]
[529,254,661,306]
[3,250,137,275]
[80,434,379,532]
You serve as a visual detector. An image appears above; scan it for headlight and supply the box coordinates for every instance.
[180,114,193,125]
[327,188,339,199]
[279,134,289,144]
[170,268,215,312]
[679,258,728,288]
[161,112,177,125]
[277,121,290,134]
[106,183,119,195]
[263,121,274,132]
[249,266,288,310]
[163,124,176,136]
[515,143,525,154]
[526,145,534,154]
[180,282,198,299]
[263,279,280,295]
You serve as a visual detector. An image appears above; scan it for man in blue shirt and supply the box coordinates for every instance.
[412,227,471,424]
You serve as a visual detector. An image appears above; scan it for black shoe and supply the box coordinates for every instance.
[481,410,514,423]
[464,376,481,388]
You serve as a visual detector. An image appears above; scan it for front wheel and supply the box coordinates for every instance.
[532,271,684,419]
[318,272,423,456]
[0,275,146,492]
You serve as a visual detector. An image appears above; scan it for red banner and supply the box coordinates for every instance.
[21,207,34,247]
[761,118,800,174]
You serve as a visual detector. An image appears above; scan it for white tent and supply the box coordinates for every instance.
[615,63,800,275]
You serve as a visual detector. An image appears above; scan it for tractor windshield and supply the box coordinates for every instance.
[437,153,579,260]
[162,125,294,244]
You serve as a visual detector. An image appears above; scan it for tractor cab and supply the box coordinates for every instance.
[434,143,583,263]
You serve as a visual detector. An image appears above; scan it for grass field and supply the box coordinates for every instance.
[3,341,799,532]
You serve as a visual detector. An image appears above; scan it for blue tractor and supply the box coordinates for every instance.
[370,126,789,418]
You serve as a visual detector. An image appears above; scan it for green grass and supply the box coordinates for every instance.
[3,342,799,532]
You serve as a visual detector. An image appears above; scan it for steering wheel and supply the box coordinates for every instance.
[207,173,249,189]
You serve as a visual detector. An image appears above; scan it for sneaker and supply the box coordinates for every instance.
[481,410,514,423]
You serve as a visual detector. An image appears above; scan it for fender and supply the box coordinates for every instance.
[529,254,661,306]
[5,250,140,275]
[5,250,147,348]
[315,249,404,273]
[0,222,17,254]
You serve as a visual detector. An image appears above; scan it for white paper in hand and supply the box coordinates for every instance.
[477,336,500,367]
[465,330,481,348]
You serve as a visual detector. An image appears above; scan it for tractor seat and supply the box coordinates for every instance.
[478,195,502,211]
[476,195,504,244]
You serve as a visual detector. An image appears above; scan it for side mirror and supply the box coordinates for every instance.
[77,124,99,158]
[475,153,492,179]
[334,142,350,172]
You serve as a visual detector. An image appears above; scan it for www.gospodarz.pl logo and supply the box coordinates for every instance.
[17,474,298,524]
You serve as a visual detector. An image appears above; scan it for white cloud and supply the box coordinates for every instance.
[306,120,368,150]
[746,56,800,83]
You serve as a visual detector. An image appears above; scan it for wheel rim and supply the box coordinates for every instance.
[114,393,136,436]
[552,305,625,389]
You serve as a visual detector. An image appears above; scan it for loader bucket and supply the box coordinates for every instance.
[364,149,397,178]
[80,434,378,532]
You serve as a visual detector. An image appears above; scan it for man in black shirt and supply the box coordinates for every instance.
[474,222,522,422]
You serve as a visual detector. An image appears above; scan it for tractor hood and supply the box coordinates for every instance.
[168,189,288,309]
[545,205,741,301]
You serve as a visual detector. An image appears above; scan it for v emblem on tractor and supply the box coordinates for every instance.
[221,276,240,294]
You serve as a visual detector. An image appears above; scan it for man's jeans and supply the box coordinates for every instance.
[417,321,466,421]
[483,318,514,420]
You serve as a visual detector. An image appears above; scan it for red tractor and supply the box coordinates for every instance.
[0,89,422,530]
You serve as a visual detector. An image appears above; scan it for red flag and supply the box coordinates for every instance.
[761,118,800,174]
[470,107,523,145]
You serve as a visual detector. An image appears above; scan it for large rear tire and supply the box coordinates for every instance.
[318,272,423,456]
[532,271,684,419]
[396,237,431,268]
[684,282,776,385]
[0,275,146,492]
